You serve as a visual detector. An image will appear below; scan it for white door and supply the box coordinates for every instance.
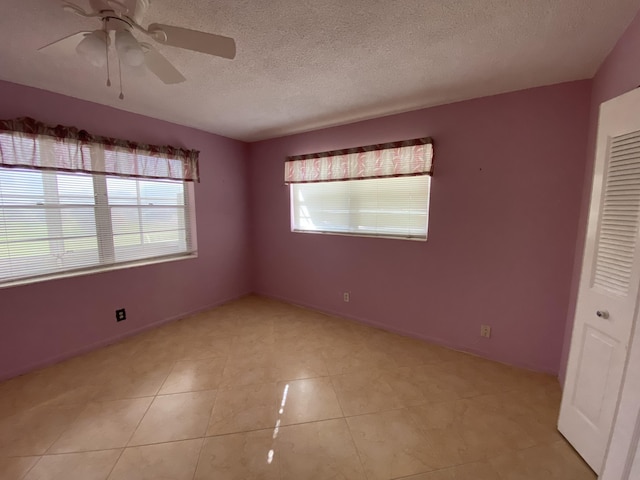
[599,295,640,480]
[559,86,640,474]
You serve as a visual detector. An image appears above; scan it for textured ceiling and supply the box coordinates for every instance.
[1,0,639,141]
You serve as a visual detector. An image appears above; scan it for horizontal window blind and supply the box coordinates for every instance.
[291,176,430,239]
[0,167,193,285]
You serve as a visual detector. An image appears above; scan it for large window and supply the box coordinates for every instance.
[285,137,433,241]
[0,117,198,286]
[291,176,430,239]
[0,169,193,284]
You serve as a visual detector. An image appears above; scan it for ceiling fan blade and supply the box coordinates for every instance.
[147,23,236,59]
[142,44,186,84]
[38,31,91,54]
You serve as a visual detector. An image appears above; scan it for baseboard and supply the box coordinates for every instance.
[2,289,559,382]
[0,290,252,382]
[258,290,559,377]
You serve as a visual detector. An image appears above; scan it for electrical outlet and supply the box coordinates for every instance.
[480,325,491,338]
[343,292,350,302]
[116,308,126,322]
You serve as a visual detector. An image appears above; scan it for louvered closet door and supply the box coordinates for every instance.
[559,87,640,474]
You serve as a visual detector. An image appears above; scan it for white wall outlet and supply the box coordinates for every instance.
[343,292,350,302]
[480,325,491,338]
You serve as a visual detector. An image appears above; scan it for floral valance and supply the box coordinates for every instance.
[284,137,433,184]
[0,117,200,182]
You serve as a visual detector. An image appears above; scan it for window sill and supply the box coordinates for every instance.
[292,229,427,242]
[0,252,198,290]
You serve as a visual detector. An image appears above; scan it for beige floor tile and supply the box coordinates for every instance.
[379,367,429,407]
[347,409,460,480]
[471,387,563,446]
[0,405,81,456]
[207,383,279,436]
[24,449,121,480]
[489,440,596,480]
[49,398,152,453]
[129,390,216,445]
[362,333,445,367]
[176,335,235,361]
[194,317,239,339]
[128,337,187,364]
[230,332,275,357]
[331,370,404,416]
[0,456,40,479]
[407,399,537,463]
[402,461,500,479]
[277,378,343,425]
[109,439,202,480]
[448,357,539,396]
[42,385,101,408]
[90,359,174,402]
[322,343,397,376]
[411,362,482,402]
[273,349,329,381]
[219,351,277,387]
[159,357,227,395]
[194,429,280,480]
[273,323,327,349]
[277,418,366,480]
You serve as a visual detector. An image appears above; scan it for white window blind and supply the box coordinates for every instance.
[291,176,430,240]
[0,167,194,285]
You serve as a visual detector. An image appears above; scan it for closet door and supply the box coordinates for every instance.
[559,87,640,473]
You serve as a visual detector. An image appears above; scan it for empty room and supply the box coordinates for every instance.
[2,0,640,479]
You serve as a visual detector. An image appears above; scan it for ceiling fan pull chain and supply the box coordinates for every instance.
[105,25,112,87]
[118,58,124,100]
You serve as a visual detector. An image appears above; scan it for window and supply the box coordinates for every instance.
[291,176,430,239]
[0,117,198,286]
[286,138,433,240]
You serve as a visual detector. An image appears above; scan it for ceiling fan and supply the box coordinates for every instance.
[39,0,236,96]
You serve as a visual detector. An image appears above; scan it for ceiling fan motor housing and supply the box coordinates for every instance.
[89,0,150,24]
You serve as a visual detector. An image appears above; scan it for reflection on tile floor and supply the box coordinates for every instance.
[0,295,596,479]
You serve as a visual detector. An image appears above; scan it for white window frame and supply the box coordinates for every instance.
[0,168,198,289]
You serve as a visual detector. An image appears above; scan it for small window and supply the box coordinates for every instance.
[285,137,433,241]
[291,176,431,240]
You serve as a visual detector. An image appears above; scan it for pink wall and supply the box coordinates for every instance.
[0,81,251,381]
[559,10,640,384]
[249,81,592,374]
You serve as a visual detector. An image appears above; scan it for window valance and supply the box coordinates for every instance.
[284,137,433,184]
[0,117,200,182]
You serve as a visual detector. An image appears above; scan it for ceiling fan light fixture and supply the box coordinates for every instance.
[76,30,108,68]
[115,29,145,67]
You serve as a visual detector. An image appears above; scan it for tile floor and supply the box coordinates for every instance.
[0,295,596,479]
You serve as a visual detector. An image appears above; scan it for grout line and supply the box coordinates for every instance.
[189,355,228,480]
[342,412,370,478]
[11,447,124,458]
[17,456,42,480]
[327,376,346,418]
[152,358,179,397]
[41,402,87,456]
[202,415,348,440]
[190,437,206,480]
[105,393,156,478]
